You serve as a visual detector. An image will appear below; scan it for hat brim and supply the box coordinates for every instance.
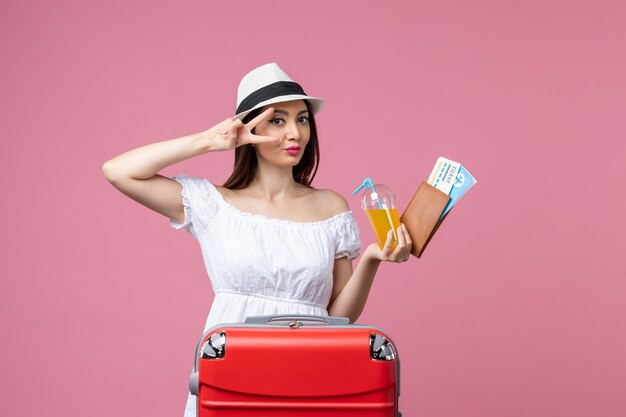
[234,95,325,121]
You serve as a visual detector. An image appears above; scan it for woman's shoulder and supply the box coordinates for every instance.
[306,187,351,218]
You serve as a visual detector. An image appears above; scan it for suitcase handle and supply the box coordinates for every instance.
[244,314,350,325]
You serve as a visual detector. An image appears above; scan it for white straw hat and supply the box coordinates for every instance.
[234,62,325,120]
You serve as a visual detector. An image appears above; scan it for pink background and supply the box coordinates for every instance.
[2,1,625,416]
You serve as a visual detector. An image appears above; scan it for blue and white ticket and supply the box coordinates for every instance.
[427,157,477,217]
[427,157,461,195]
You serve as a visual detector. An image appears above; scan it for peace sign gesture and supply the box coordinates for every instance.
[203,107,280,152]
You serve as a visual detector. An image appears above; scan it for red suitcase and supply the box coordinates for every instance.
[189,314,401,416]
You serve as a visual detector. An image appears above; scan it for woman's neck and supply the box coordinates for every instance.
[248,164,299,201]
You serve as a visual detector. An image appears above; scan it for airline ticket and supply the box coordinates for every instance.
[428,157,477,217]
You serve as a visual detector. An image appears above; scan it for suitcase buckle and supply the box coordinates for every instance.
[288,320,303,329]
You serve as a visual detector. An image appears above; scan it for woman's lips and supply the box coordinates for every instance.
[285,147,301,155]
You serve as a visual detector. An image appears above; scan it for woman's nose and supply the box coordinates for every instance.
[285,121,301,140]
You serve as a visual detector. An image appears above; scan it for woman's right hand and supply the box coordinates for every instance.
[203,107,280,152]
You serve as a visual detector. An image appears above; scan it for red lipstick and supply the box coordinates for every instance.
[285,146,301,156]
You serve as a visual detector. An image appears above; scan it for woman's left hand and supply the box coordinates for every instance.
[365,224,413,263]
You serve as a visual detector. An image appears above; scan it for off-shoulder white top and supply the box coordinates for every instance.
[170,174,362,332]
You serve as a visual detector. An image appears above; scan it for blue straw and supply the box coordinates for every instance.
[352,178,383,209]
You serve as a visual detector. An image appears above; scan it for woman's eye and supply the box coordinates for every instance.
[269,118,284,126]
[297,116,309,124]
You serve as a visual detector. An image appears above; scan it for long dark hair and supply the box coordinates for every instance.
[222,100,320,190]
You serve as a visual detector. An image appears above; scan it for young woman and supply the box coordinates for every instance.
[102,62,412,416]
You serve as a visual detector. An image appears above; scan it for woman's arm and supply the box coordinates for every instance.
[102,109,277,222]
[102,132,210,222]
[328,225,412,323]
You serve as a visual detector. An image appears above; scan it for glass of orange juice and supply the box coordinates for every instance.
[353,179,401,250]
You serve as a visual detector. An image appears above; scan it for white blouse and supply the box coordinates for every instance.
[169,174,362,332]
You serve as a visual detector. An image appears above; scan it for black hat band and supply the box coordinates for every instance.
[236,81,307,115]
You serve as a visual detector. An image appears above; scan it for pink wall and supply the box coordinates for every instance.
[2,1,625,416]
